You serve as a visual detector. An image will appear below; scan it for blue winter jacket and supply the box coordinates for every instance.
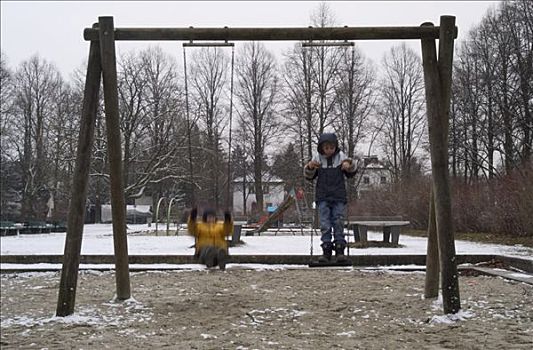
[304,133,357,203]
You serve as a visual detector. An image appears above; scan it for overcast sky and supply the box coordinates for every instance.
[1,1,498,77]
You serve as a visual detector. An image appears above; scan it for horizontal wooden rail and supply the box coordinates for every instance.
[84,25,457,42]
[4,254,530,271]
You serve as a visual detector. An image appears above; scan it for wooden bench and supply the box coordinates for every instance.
[0,221,20,236]
[345,216,410,244]
[20,221,54,234]
[49,221,68,233]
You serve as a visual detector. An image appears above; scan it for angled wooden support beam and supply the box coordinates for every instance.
[98,16,131,300]
[56,24,102,317]
[424,187,439,299]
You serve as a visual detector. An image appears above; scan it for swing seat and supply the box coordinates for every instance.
[308,235,353,267]
[308,259,352,267]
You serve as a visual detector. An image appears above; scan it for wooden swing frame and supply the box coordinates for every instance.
[57,16,459,316]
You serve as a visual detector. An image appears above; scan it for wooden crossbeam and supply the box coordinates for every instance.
[84,25,457,41]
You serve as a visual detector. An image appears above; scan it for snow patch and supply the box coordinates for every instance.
[429,309,476,324]
[200,333,217,339]
[337,330,356,337]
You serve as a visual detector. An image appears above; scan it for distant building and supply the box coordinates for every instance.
[355,155,392,198]
[232,175,285,215]
[101,204,152,224]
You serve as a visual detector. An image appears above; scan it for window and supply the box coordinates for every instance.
[248,184,269,194]
[363,176,370,184]
[380,176,387,184]
[248,183,270,194]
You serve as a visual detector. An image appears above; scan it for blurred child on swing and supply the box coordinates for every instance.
[187,207,233,270]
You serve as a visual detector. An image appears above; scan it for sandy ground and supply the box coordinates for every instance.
[1,267,532,350]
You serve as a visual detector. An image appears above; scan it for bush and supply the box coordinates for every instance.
[349,161,533,237]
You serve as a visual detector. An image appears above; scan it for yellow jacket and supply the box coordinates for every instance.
[187,217,233,254]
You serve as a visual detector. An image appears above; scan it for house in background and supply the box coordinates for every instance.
[232,175,285,215]
[355,155,392,198]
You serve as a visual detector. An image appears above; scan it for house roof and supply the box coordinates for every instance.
[233,175,284,184]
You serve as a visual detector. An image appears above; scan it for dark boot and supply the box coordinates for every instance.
[318,242,333,263]
[335,245,348,263]
[217,249,228,270]
[200,247,217,268]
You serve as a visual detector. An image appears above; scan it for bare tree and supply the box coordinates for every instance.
[281,45,315,170]
[488,6,517,173]
[187,47,231,208]
[271,142,302,190]
[117,51,149,202]
[113,47,193,210]
[308,3,344,135]
[234,42,281,212]
[500,0,533,162]
[452,1,533,178]
[473,16,500,180]
[445,1,533,237]
[0,52,21,220]
[453,40,484,182]
[11,55,63,219]
[377,44,426,182]
[281,3,345,166]
[46,82,82,219]
[139,46,188,205]
[334,45,376,159]
[0,53,15,159]
[278,3,346,208]
[0,52,13,123]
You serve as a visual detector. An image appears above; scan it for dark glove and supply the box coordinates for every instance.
[224,210,232,223]
[190,207,198,221]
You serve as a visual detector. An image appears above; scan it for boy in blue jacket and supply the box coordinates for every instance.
[304,133,357,262]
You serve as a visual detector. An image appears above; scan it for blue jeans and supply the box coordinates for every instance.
[318,201,346,248]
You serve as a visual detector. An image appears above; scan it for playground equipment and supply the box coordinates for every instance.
[154,197,181,236]
[254,194,296,234]
[155,197,166,236]
[58,16,460,317]
[166,197,177,236]
[250,186,353,267]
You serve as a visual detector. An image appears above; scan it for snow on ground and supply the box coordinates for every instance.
[1,225,532,347]
[1,223,532,259]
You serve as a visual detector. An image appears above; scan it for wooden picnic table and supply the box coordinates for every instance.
[346,216,410,244]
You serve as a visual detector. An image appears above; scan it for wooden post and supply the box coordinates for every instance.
[56,25,101,316]
[436,15,461,313]
[420,19,461,314]
[424,187,439,298]
[98,16,131,300]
